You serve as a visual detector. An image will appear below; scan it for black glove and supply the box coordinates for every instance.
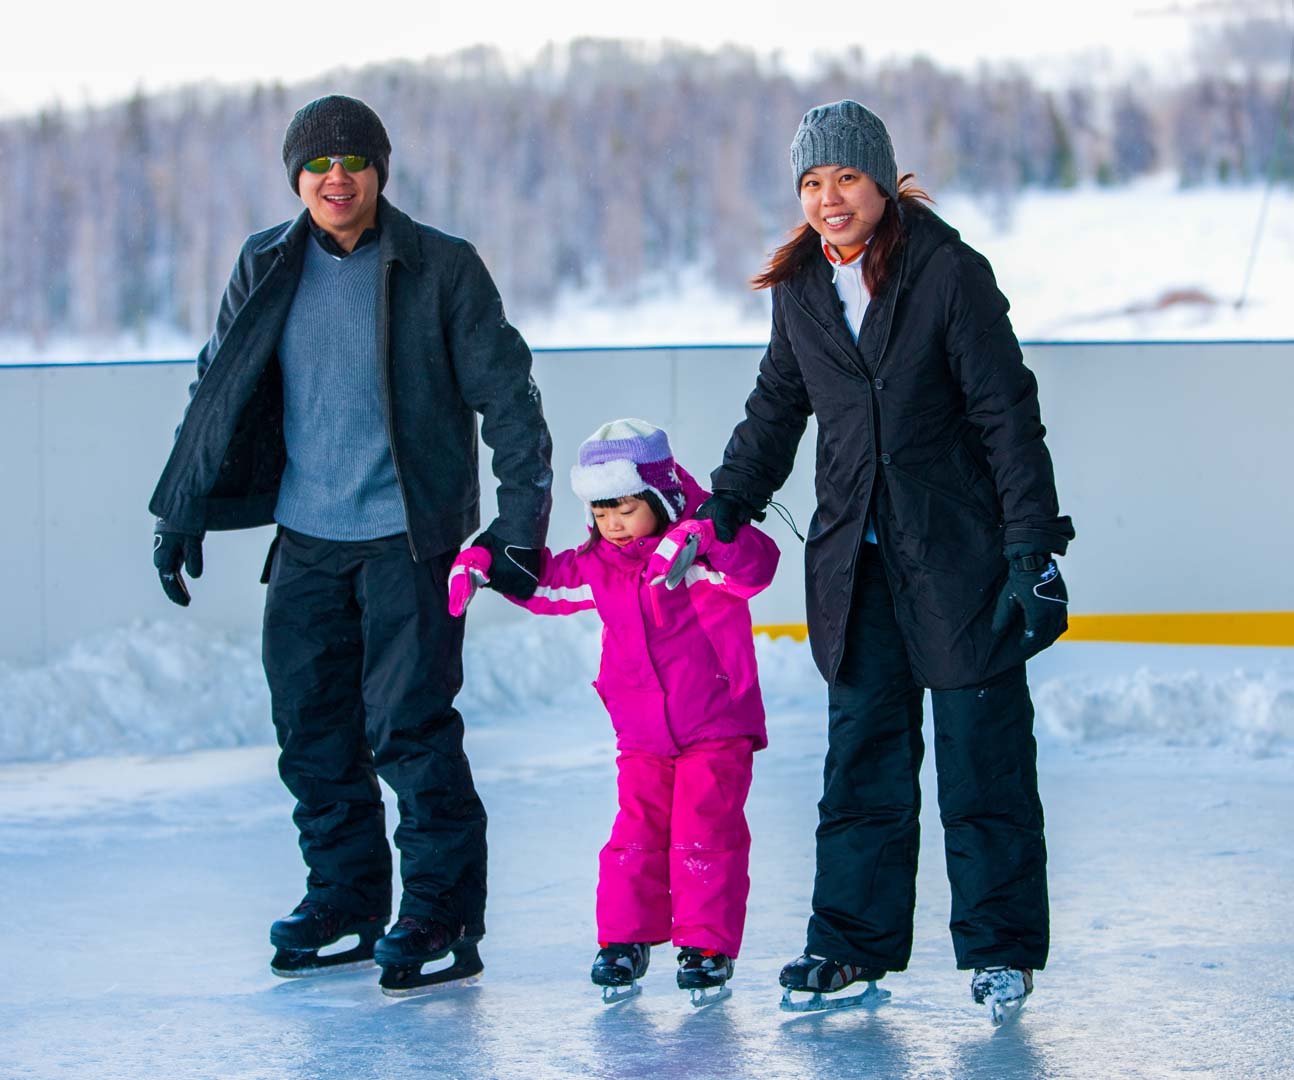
[153,524,204,607]
[474,530,541,601]
[694,492,766,544]
[991,553,1068,650]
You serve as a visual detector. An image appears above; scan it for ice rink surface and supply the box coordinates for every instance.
[2,638,1292,1079]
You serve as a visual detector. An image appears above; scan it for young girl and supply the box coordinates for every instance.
[449,418,779,1003]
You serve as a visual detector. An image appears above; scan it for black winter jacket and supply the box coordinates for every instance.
[150,198,553,558]
[712,206,1074,689]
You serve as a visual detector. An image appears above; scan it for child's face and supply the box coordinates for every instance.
[592,496,660,547]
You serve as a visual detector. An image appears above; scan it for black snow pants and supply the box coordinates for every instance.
[805,543,1049,972]
[262,527,487,938]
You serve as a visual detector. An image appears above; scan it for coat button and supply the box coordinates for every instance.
[880,453,892,464]
[874,378,885,390]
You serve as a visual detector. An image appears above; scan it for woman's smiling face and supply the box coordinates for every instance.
[799,165,888,261]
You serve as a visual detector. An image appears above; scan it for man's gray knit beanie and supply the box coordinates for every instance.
[282,94,391,194]
[790,99,898,200]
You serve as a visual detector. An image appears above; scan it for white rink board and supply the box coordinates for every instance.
[0,342,1291,664]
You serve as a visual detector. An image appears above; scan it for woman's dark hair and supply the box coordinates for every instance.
[752,172,933,297]
[581,490,671,551]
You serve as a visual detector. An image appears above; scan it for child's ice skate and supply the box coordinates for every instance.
[591,943,651,1004]
[676,947,733,1007]
[971,966,1033,1025]
[778,953,890,1012]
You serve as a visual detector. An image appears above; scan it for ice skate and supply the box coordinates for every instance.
[591,943,651,1004]
[971,966,1033,1025]
[676,947,733,1007]
[778,953,890,1013]
[374,917,483,998]
[269,899,386,978]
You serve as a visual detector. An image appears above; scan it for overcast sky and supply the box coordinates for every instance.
[2,0,1246,118]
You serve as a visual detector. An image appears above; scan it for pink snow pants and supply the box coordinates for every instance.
[596,736,754,958]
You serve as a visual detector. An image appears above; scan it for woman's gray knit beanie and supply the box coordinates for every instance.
[790,99,898,199]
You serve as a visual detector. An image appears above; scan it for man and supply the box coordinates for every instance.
[150,94,552,993]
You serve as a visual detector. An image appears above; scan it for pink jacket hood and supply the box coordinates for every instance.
[513,465,779,755]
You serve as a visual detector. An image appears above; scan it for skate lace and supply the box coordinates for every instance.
[294,900,345,934]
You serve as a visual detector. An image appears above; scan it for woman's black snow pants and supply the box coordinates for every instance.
[805,543,1049,972]
[262,528,487,938]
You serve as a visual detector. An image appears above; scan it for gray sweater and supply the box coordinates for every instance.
[273,236,407,540]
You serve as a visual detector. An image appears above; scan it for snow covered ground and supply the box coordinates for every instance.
[2,622,1292,1079]
[2,179,1290,366]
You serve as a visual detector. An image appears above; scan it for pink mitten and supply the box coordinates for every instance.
[648,518,716,589]
[448,546,493,617]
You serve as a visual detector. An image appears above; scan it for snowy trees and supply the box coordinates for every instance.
[2,35,1289,351]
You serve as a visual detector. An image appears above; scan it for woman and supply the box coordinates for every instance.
[696,100,1074,1021]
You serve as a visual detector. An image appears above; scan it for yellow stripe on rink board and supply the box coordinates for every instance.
[1062,612,1294,647]
[754,613,1294,647]
[753,624,809,642]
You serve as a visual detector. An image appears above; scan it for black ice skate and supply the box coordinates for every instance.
[778,953,890,1013]
[676,947,733,1007]
[269,899,386,978]
[374,916,483,998]
[591,943,651,1004]
[971,966,1033,1026]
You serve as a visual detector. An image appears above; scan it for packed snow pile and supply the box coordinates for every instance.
[0,621,268,763]
[1034,664,1294,757]
[2,618,1290,763]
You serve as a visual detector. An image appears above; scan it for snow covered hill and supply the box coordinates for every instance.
[2,179,1290,366]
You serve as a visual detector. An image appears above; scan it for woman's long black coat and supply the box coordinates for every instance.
[712,206,1074,690]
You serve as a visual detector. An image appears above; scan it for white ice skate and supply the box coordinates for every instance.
[971,966,1033,1025]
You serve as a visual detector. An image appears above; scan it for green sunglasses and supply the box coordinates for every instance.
[302,154,370,175]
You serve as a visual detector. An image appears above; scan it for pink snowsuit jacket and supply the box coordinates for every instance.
[514,467,779,756]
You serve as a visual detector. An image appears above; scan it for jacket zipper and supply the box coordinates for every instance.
[378,259,418,561]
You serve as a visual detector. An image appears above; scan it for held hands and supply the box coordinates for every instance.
[448,547,493,617]
[473,530,541,600]
[153,524,204,607]
[693,492,764,544]
[648,518,716,589]
[991,553,1069,650]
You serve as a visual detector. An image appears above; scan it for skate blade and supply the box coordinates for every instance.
[379,946,484,999]
[780,982,890,1013]
[989,996,1027,1026]
[600,982,642,1005]
[687,985,732,1008]
[271,941,377,979]
[380,971,482,999]
[271,956,376,978]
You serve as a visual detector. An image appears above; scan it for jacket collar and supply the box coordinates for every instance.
[376,196,423,272]
[786,250,873,377]
[253,196,422,273]
[783,205,955,379]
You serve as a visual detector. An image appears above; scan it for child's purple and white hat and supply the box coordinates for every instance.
[569,418,687,523]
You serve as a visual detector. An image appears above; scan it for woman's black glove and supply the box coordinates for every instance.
[694,493,766,544]
[991,553,1068,649]
[153,523,204,607]
[474,530,541,600]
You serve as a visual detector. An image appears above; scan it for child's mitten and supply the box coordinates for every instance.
[648,519,716,589]
[448,547,493,617]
